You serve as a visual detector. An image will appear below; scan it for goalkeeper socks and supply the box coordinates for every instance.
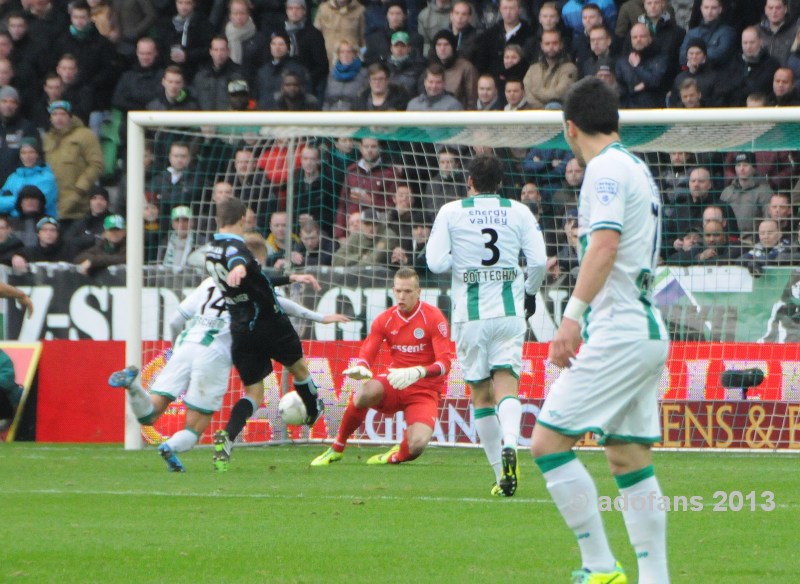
[333,401,367,452]
[225,396,257,442]
[474,407,503,482]
[391,435,418,463]
[535,451,616,574]
[165,429,199,453]
[126,380,155,423]
[496,396,522,449]
[616,466,669,584]
[293,376,319,412]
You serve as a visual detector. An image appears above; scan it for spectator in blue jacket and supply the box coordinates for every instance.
[0,137,58,218]
[679,0,737,68]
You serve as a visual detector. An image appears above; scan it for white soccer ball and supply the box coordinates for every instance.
[278,391,307,426]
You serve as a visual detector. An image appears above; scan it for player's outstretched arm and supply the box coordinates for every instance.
[276,296,350,324]
[289,273,322,291]
[0,282,33,319]
[322,314,350,324]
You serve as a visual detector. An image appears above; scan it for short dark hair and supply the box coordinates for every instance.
[216,197,246,228]
[425,63,446,80]
[70,1,91,14]
[468,154,504,193]
[563,77,619,135]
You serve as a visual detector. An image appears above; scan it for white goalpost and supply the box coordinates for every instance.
[125,109,800,451]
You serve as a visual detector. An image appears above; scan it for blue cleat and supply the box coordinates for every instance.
[158,443,186,472]
[108,366,139,389]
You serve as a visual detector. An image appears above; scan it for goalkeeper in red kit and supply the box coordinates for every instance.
[310,267,452,466]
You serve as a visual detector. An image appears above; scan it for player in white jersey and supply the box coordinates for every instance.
[427,153,547,497]
[108,277,348,472]
[530,77,670,584]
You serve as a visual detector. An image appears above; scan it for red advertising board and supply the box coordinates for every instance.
[33,340,800,448]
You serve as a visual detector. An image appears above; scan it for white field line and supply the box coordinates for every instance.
[2,488,796,510]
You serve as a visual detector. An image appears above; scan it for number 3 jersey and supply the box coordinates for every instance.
[426,195,547,323]
[577,143,668,342]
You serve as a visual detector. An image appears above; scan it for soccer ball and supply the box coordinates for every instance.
[278,391,307,426]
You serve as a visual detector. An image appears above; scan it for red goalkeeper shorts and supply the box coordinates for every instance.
[373,374,441,429]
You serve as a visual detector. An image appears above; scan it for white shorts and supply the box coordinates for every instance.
[453,316,526,384]
[150,344,232,414]
[538,339,668,444]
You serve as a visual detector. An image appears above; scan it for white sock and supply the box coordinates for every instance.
[496,396,521,449]
[616,468,669,584]
[536,452,616,573]
[165,429,199,453]
[474,407,502,482]
[127,380,155,422]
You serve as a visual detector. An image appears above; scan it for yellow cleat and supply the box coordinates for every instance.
[571,562,627,584]
[310,447,343,466]
[366,444,400,465]
[490,482,505,496]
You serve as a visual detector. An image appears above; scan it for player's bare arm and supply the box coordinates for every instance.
[226,264,246,287]
[0,282,33,319]
[549,228,619,368]
[289,273,322,291]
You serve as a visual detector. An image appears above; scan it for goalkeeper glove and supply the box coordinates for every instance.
[342,365,373,380]
[524,293,537,319]
[386,366,426,390]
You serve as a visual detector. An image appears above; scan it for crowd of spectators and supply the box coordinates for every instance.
[1,0,800,280]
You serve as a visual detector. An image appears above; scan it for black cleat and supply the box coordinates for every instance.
[498,448,518,497]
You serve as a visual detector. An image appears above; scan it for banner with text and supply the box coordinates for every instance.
[2,265,799,344]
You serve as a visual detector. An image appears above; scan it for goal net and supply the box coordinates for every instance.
[124,109,800,452]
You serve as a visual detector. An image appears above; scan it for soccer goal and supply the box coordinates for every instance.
[124,109,800,451]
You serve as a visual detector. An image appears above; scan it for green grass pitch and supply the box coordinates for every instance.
[1,444,797,583]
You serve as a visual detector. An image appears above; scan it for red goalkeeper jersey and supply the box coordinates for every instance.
[355,301,452,392]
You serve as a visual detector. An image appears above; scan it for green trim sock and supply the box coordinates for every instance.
[542,457,616,573]
[165,429,199,453]
[474,407,502,482]
[496,396,521,449]
[126,380,155,421]
[616,468,669,584]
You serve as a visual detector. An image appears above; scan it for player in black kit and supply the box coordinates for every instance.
[205,197,324,471]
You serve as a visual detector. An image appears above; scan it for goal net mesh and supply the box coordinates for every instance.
[130,111,800,452]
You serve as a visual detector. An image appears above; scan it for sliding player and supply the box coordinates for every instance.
[310,267,452,466]
[108,276,348,472]
[531,77,669,584]
[426,153,547,496]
